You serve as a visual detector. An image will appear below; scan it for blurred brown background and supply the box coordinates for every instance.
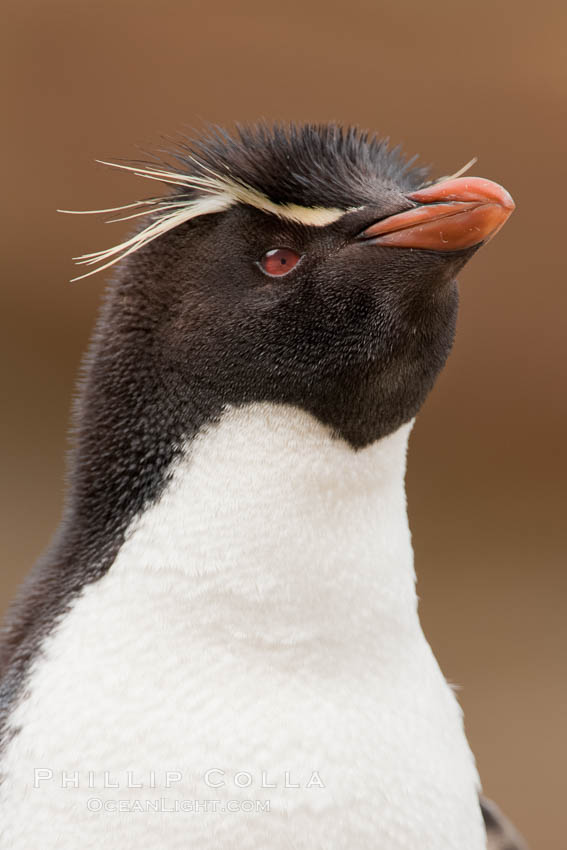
[1,1,565,845]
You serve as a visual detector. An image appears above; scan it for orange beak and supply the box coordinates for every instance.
[361,176,515,251]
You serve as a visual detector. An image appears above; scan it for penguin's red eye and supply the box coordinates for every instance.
[260,248,301,277]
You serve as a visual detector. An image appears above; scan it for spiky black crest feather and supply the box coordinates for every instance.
[170,122,430,209]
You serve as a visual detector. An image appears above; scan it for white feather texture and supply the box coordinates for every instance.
[0,403,485,849]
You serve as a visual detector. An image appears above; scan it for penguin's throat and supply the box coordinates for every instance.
[111,403,418,646]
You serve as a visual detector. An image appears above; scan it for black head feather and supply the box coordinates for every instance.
[168,122,430,209]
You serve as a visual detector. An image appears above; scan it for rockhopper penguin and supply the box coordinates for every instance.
[0,124,521,849]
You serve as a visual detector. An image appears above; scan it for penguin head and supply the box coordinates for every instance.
[75,124,515,449]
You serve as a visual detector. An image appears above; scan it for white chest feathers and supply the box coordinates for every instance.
[0,404,485,849]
